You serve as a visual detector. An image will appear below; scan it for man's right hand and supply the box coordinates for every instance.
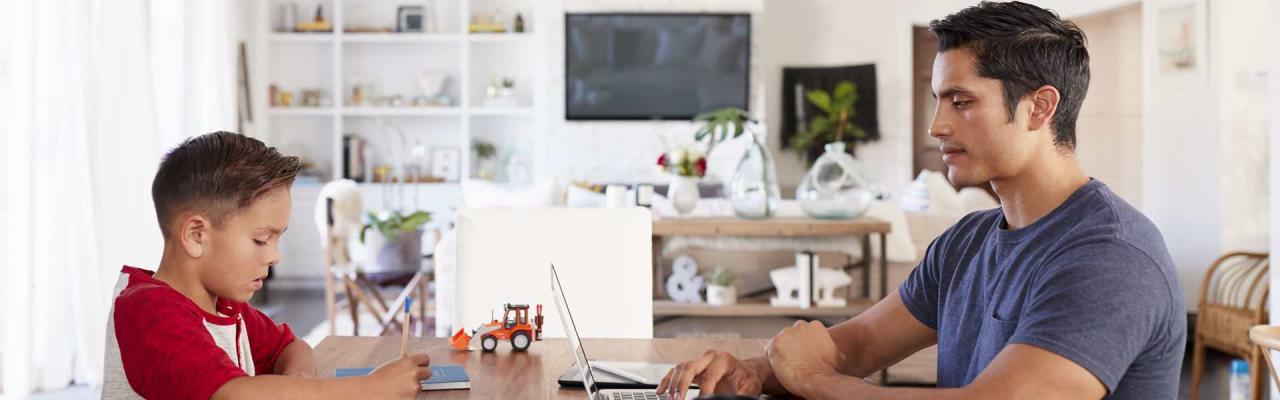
[364,354,432,398]
[656,350,766,400]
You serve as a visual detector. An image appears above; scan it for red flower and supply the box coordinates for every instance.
[695,158,707,176]
[657,153,668,166]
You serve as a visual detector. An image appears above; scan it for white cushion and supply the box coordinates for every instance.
[461,179,563,208]
[901,170,964,217]
[864,200,917,263]
[565,185,606,208]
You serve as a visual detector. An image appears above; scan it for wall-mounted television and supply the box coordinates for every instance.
[565,13,750,121]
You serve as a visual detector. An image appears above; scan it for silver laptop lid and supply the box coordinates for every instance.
[551,264,603,400]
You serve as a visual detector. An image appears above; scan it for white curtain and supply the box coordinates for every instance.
[1,0,239,396]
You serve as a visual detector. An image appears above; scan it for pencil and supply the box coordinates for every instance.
[400,296,411,358]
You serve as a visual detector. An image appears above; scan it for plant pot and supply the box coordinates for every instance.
[668,175,700,216]
[352,229,423,273]
[706,284,737,306]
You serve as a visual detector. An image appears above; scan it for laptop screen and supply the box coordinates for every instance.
[551,264,603,399]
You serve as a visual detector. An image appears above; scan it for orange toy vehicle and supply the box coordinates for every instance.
[451,303,545,352]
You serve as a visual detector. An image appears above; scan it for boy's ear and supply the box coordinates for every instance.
[179,214,210,259]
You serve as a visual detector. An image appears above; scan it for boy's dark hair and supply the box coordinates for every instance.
[930,1,1090,149]
[152,131,302,238]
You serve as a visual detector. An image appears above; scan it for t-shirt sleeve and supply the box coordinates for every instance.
[898,234,947,330]
[1007,241,1174,393]
[241,304,297,374]
[113,290,247,400]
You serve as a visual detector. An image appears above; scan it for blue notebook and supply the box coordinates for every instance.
[335,364,471,391]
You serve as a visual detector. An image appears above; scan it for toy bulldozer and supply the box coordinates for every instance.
[451,303,544,352]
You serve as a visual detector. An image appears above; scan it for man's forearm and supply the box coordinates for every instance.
[797,371,970,400]
[274,340,317,377]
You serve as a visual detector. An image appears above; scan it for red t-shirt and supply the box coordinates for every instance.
[101,266,296,400]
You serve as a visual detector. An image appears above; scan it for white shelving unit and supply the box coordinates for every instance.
[252,0,546,197]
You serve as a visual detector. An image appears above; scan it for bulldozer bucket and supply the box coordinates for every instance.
[450,328,472,351]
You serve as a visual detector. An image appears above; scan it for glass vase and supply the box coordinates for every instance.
[729,131,781,219]
[797,142,877,219]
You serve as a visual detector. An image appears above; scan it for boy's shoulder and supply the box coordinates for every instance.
[114,266,194,311]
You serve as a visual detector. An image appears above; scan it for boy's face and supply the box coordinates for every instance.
[929,48,1042,188]
[199,187,291,304]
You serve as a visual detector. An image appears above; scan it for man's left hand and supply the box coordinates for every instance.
[765,320,847,395]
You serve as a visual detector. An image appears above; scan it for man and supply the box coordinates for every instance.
[657,2,1185,399]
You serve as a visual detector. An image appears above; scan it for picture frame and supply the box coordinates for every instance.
[1156,0,1208,83]
[431,148,461,182]
[397,6,425,33]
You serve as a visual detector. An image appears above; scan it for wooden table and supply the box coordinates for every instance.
[652,217,892,318]
[314,336,768,399]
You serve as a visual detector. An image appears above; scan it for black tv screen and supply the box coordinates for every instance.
[565,13,750,120]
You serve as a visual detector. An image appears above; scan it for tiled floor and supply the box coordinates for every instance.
[21,287,1235,398]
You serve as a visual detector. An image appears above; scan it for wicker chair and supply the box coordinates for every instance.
[1190,251,1269,400]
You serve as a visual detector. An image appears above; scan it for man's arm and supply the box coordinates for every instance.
[272,340,316,377]
[788,343,1106,400]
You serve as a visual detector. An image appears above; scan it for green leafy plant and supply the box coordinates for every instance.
[359,210,432,243]
[788,80,867,158]
[707,267,737,287]
[694,107,754,145]
[473,141,497,161]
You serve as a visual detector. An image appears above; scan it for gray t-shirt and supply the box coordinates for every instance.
[899,179,1185,399]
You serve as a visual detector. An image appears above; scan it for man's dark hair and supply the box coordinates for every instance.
[152,131,302,238]
[930,1,1090,149]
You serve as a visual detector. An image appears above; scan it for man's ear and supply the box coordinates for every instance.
[178,214,210,259]
[1026,85,1061,132]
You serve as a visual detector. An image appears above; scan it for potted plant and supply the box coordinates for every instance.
[705,267,738,306]
[656,147,707,216]
[788,80,868,163]
[356,210,432,273]
[694,107,781,219]
[473,140,498,180]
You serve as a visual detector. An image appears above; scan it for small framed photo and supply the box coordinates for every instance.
[431,148,461,181]
[397,6,425,33]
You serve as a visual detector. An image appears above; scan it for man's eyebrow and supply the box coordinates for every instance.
[933,86,975,100]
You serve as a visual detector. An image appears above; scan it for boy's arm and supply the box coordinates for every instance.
[272,340,317,377]
[215,353,432,400]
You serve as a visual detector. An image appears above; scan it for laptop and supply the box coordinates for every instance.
[551,264,700,400]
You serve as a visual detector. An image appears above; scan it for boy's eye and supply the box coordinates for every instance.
[253,239,268,246]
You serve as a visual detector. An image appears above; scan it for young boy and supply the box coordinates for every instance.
[101,131,431,399]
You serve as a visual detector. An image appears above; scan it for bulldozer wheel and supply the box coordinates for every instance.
[511,331,531,352]
[481,335,498,352]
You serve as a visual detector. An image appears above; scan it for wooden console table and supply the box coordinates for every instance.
[651,216,891,319]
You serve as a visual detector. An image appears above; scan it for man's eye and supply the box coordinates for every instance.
[952,100,972,109]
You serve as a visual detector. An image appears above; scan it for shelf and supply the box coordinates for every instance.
[467,33,534,44]
[357,182,461,188]
[653,297,875,318]
[342,33,463,44]
[468,106,534,116]
[343,107,462,117]
[269,107,335,116]
[269,33,336,43]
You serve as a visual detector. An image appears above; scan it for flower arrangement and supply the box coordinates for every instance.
[656,147,707,177]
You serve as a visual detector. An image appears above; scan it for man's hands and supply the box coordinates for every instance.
[766,320,848,396]
[364,353,433,398]
[657,349,766,400]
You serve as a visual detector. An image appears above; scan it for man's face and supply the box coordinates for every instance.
[929,48,1040,187]
[200,187,291,304]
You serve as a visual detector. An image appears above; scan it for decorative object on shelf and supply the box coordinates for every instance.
[503,154,529,184]
[278,3,298,33]
[694,107,780,219]
[634,184,654,208]
[483,76,517,107]
[269,84,279,107]
[357,210,432,273]
[705,267,737,306]
[351,85,364,106]
[657,146,706,216]
[797,141,878,219]
[417,72,453,106]
[372,164,394,183]
[397,6,425,33]
[472,140,497,180]
[296,4,333,33]
[277,89,294,107]
[469,11,505,33]
[301,90,322,107]
[666,255,703,304]
[604,185,629,208]
[514,13,525,33]
[431,148,461,182]
[782,66,880,164]
[343,135,368,182]
[769,252,854,308]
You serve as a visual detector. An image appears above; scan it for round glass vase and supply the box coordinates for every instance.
[729,130,782,219]
[797,142,877,219]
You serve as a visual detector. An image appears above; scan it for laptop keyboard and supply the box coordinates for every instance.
[609,392,668,400]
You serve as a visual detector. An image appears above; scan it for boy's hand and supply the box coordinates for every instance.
[365,353,432,398]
